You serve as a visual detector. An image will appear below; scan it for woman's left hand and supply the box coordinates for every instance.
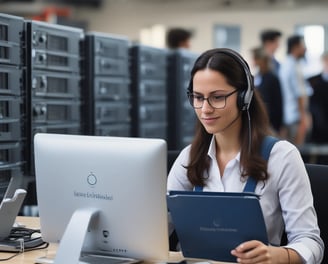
[230,240,284,264]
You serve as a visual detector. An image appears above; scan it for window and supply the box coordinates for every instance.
[296,24,325,77]
[213,25,241,52]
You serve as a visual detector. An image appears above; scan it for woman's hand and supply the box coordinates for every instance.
[230,240,299,264]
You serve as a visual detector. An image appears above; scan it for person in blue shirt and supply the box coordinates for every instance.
[168,48,324,263]
[279,35,312,145]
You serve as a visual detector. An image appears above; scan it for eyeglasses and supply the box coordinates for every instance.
[187,90,238,109]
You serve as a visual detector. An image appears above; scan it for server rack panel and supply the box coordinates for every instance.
[129,45,168,139]
[0,96,23,142]
[0,141,23,168]
[32,100,81,124]
[94,56,129,76]
[0,45,22,66]
[95,101,131,124]
[0,120,21,142]
[130,45,167,65]
[138,80,167,102]
[138,122,167,139]
[32,123,81,135]
[85,33,129,74]
[95,123,131,137]
[0,14,24,66]
[130,45,167,79]
[26,20,83,73]
[139,103,167,122]
[84,32,131,136]
[91,33,129,59]
[94,76,130,100]
[31,50,80,72]
[31,70,80,99]
[0,14,24,45]
[25,20,84,180]
[0,66,23,96]
[0,96,21,122]
[0,13,25,205]
[167,49,198,150]
[28,21,83,55]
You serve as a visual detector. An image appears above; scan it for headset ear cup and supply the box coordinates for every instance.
[237,90,246,111]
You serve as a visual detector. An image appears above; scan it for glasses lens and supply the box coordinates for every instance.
[208,95,225,109]
[189,93,204,108]
[188,93,196,108]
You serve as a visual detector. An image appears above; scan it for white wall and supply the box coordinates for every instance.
[73,1,328,64]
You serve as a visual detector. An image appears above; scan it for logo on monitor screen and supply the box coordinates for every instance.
[87,172,97,186]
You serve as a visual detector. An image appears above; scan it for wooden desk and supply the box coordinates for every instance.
[1,217,232,264]
[0,217,57,264]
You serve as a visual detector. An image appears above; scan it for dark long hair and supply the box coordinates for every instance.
[186,48,272,187]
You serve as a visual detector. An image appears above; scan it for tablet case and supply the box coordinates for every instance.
[167,191,268,263]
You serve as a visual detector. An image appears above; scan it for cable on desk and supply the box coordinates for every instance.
[0,252,21,261]
[0,226,49,261]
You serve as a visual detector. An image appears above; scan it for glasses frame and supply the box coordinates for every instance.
[187,89,238,109]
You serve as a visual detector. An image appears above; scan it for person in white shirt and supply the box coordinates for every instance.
[167,48,324,263]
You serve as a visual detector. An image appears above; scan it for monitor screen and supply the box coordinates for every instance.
[34,133,169,262]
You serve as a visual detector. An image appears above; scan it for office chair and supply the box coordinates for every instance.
[167,150,180,174]
[305,163,328,264]
[167,150,181,251]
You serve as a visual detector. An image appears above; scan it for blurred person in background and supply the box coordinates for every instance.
[251,47,283,135]
[260,29,282,75]
[166,27,192,49]
[279,35,312,145]
[307,51,328,143]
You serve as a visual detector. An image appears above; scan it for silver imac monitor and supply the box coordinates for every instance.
[34,133,169,263]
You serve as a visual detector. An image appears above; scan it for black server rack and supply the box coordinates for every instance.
[167,49,198,150]
[25,20,84,181]
[0,13,25,202]
[129,45,168,140]
[84,32,131,137]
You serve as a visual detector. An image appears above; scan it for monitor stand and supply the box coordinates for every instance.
[53,207,99,264]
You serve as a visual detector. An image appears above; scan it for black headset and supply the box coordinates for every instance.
[189,48,254,112]
[216,48,254,111]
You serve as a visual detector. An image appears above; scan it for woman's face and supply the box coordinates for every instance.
[192,68,241,135]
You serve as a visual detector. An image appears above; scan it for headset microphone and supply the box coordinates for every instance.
[220,112,241,133]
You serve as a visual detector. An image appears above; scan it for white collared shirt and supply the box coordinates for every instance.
[167,136,324,263]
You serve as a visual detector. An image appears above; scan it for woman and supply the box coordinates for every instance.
[167,48,324,263]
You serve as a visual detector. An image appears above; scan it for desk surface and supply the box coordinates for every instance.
[1,217,233,264]
[0,217,57,264]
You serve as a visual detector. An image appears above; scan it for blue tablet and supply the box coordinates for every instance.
[167,191,268,263]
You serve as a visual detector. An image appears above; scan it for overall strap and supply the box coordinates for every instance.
[243,136,279,193]
[194,186,203,192]
[194,136,279,193]
[260,136,279,161]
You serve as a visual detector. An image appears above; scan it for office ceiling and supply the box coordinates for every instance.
[1,0,328,15]
[138,0,328,10]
